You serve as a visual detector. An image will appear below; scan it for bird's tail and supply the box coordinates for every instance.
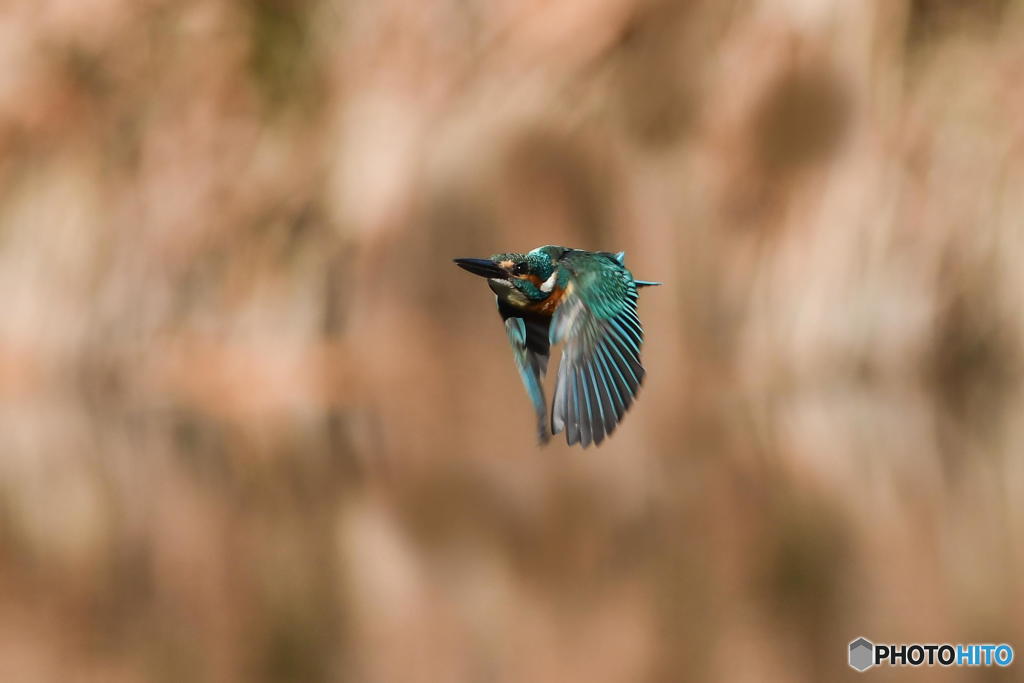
[635,280,662,288]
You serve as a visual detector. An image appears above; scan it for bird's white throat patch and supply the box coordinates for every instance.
[489,278,511,291]
[489,278,529,307]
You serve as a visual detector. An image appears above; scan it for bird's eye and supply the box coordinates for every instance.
[512,262,529,276]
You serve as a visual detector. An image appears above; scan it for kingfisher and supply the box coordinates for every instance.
[454,245,660,447]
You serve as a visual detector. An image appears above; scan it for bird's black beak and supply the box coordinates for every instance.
[453,258,508,279]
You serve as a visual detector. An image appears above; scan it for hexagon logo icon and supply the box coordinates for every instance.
[849,637,875,672]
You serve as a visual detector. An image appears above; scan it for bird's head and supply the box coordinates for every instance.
[454,246,565,305]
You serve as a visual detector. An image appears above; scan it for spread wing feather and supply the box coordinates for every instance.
[550,255,646,447]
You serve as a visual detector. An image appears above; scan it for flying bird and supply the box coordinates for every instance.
[454,245,660,447]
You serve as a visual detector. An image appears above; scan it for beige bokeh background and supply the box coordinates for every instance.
[1,1,1023,681]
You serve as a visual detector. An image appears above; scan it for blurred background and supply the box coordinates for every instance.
[1,0,1023,681]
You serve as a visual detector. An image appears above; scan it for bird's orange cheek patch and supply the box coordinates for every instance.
[510,274,545,289]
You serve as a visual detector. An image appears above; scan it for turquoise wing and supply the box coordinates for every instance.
[549,255,646,447]
[500,304,551,445]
